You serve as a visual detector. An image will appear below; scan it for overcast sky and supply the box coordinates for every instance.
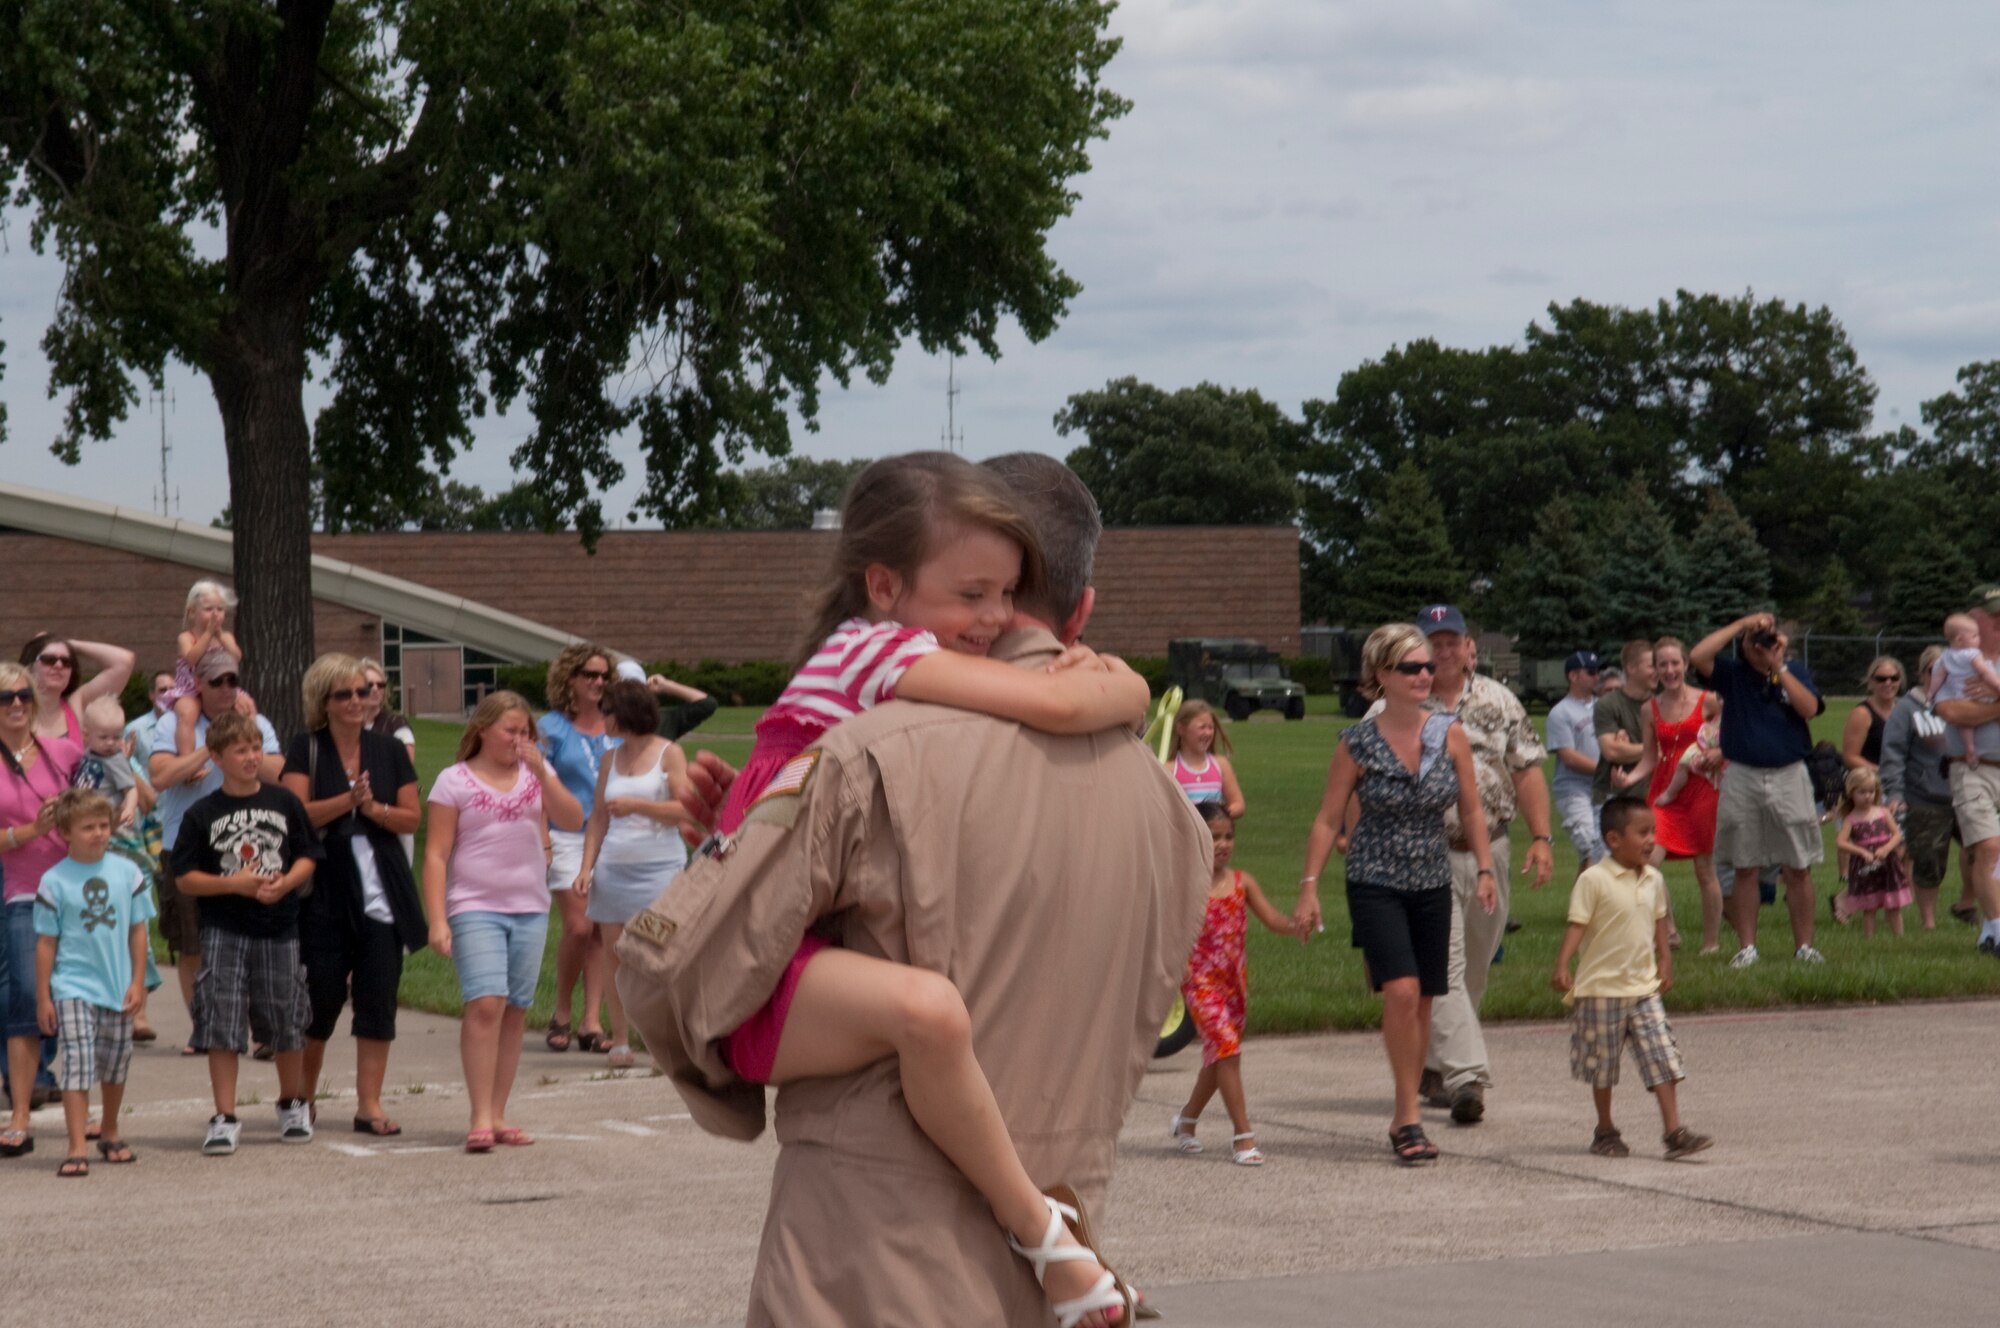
[3,0,1997,526]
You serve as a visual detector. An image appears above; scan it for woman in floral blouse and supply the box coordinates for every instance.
[1294,623,1494,1166]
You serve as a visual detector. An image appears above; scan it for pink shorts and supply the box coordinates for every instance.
[720,933,831,1084]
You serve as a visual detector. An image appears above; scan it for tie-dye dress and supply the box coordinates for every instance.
[1182,871,1248,1067]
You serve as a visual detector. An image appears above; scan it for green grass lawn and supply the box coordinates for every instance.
[396,701,2000,1031]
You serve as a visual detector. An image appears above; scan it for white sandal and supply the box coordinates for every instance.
[1009,1190,1134,1328]
[1231,1131,1265,1166]
[1168,1113,1202,1154]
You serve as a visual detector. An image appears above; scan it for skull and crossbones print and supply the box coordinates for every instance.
[79,876,115,932]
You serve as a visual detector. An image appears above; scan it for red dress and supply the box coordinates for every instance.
[1182,872,1248,1067]
[1648,695,1717,859]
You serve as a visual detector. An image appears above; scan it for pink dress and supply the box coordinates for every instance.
[1181,872,1248,1067]
[1844,814,1913,912]
[717,618,938,1083]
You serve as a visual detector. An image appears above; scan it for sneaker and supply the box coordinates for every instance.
[1794,944,1826,965]
[1662,1125,1714,1161]
[1728,945,1759,969]
[1449,1083,1485,1126]
[1589,1125,1629,1157]
[278,1099,314,1144]
[202,1113,241,1156]
[1418,1068,1450,1109]
[1977,935,1999,958]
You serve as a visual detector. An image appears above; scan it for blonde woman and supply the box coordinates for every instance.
[424,692,584,1151]
[538,644,616,1052]
[1293,624,1493,1166]
[280,655,424,1136]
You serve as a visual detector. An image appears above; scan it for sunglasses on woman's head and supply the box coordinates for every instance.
[1393,660,1438,676]
[330,683,380,702]
[0,688,34,705]
[36,653,72,670]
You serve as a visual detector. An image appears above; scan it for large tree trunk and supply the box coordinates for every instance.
[209,294,317,742]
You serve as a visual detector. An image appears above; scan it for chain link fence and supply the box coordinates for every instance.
[1791,634,1936,694]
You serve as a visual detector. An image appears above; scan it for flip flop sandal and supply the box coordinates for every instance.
[1008,1186,1136,1328]
[544,1020,573,1053]
[464,1129,496,1153]
[0,1130,32,1158]
[493,1127,535,1147]
[353,1116,403,1137]
[95,1139,135,1164]
[57,1156,89,1178]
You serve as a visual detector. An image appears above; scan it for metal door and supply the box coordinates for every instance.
[401,645,466,717]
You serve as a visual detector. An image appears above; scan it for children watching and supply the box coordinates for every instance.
[1552,797,1712,1161]
[33,789,154,1176]
[163,579,258,758]
[169,711,321,1155]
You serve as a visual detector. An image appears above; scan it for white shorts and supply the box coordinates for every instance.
[546,830,585,892]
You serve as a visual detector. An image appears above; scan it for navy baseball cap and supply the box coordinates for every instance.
[1416,604,1467,636]
[1564,650,1602,673]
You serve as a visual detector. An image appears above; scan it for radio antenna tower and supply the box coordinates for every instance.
[150,386,177,517]
[941,357,964,453]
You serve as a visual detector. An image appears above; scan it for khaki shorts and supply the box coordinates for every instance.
[1949,762,2000,847]
[1714,761,1823,871]
[1902,800,1959,893]
[155,853,202,961]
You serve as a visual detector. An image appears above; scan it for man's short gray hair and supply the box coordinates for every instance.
[982,453,1100,624]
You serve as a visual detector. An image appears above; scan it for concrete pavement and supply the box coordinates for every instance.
[10,995,2000,1325]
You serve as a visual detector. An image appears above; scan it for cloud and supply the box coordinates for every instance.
[1488,265,1555,288]
[1334,76,1574,145]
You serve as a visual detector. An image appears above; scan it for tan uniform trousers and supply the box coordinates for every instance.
[1427,842,1511,1094]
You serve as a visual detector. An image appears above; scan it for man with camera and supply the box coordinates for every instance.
[1690,612,1827,968]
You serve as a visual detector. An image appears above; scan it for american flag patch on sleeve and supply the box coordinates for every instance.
[750,750,821,809]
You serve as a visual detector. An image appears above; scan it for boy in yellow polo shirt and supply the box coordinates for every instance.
[1553,797,1713,1161]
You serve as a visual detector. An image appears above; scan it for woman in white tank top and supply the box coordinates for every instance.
[578,682,692,1068]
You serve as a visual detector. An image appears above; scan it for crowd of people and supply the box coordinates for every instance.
[5,450,2000,1326]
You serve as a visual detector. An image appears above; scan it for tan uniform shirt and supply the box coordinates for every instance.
[617,625,1212,1326]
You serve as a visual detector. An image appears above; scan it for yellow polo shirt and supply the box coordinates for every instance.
[1565,859,1668,1003]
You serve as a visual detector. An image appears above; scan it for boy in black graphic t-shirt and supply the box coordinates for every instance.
[171,712,322,1155]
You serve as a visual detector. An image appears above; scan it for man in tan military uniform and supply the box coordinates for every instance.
[618,454,1211,1326]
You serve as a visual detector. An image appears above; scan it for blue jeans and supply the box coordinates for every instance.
[2,901,57,1096]
[449,911,549,1009]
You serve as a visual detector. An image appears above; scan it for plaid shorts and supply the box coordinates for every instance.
[191,928,309,1055]
[55,999,135,1092]
[1569,994,1685,1090]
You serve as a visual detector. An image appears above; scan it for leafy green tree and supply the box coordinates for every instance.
[1799,556,1866,636]
[1056,378,1304,526]
[1337,462,1465,629]
[1882,525,1977,638]
[671,456,869,530]
[1684,487,1774,631]
[1911,360,2000,575]
[0,0,1126,730]
[1594,480,1697,646]
[1494,495,1599,658]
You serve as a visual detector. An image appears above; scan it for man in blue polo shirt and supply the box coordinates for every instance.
[1690,611,1826,969]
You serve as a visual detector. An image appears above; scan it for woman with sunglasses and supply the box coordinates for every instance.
[537,644,617,1053]
[0,661,83,1157]
[19,634,135,747]
[281,655,426,1135]
[1843,656,1905,775]
[1292,624,1492,1166]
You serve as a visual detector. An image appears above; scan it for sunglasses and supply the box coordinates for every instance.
[1871,674,1901,684]
[330,683,381,702]
[0,688,34,706]
[36,653,73,670]
[205,674,241,689]
[1392,660,1438,676]
[576,669,610,682]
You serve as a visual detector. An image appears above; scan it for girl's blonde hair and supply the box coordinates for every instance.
[184,579,237,626]
[545,643,611,717]
[1837,766,1883,820]
[1357,623,1427,701]
[1168,698,1233,759]
[456,690,537,764]
[1917,644,1945,691]
[301,653,367,732]
[798,452,1047,666]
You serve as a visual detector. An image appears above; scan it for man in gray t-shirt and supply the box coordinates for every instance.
[1546,651,1606,866]
[1594,640,1657,802]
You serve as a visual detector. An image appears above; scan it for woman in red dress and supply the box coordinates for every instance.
[1642,638,1722,953]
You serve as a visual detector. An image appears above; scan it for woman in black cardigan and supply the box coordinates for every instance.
[281,653,425,1135]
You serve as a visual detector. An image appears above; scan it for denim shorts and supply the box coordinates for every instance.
[449,910,548,1009]
[5,901,42,1041]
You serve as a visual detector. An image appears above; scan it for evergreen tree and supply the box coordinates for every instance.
[1799,556,1866,636]
[1685,488,1775,632]
[1339,463,1467,629]
[1594,480,1698,646]
[1882,525,1977,637]
[1497,496,1600,657]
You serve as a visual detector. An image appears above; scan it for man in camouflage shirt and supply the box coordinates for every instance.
[1372,605,1554,1123]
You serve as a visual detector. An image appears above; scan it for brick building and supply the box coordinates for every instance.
[2,482,1300,715]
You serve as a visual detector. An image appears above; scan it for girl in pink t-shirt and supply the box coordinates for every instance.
[421,692,583,1152]
[712,454,1151,1328]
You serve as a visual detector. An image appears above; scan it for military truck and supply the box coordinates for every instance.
[1167,638,1306,721]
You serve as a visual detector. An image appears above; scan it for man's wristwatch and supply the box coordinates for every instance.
[1531,834,1552,844]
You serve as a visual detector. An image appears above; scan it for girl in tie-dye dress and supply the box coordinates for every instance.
[1170,803,1303,1166]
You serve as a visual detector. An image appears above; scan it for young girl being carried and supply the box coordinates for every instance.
[1166,699,1247,817]
[1834,768,1912,938]
[163,580,257,757]
[711,453,1150,1328]
[1169,803,1300,1166]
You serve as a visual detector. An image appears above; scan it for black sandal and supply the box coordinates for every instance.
[57,1156,88,1178]
[1390,1123,1437,1166]
[96,1138,135,1164]
[575,1029,610,1054]
[545,1020,573,1053]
